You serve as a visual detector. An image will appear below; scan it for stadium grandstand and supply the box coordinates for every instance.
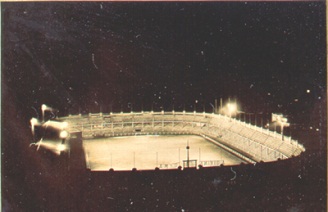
[54,111,305,170]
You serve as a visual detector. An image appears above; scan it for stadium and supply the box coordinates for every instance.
[4,2,325,210]
[31,103,305,171]
[28,106,310,210]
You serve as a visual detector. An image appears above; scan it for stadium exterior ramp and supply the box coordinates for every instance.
[60,111,305,166]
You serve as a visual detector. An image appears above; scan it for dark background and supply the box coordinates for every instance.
[2,2,326,211]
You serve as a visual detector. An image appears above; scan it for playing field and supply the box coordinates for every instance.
[83,135,245,171]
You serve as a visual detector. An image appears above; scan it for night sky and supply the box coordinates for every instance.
[2,2,326,211]
[3,2,326,116]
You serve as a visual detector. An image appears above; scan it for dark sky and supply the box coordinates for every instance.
[3,2,326,121]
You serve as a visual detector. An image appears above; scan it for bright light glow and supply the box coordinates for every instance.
[41,104,55,112]
[57,144,66,152]
[41,104,47,111]
[30,118,40,126]
[227,103,237,114]
[220,102,238,117]
[60,131,69,139]
[272,113,289,126]
[31,139,68,155]
[30,118,41,135]
[306,89,310,93]
[281,117,288,123]
[62,122,68,129]
[43,121,68,130]
[272,113,282,122]
[41,104,57,121]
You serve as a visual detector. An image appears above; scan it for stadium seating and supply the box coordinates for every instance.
[61,112,305,163]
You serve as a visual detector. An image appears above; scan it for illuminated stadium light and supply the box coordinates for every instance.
[60,131,69,139]
[57,144,66,152]
[30,117,40,125]
[227,103,237,115]
[31,139,67,155]
[41,104,47,112]
[30,118,41,135]
[62,122,68,128]
[220,102,239,120]
[271,113,290,141]
[43,120,68,130]
[41,104,56,121]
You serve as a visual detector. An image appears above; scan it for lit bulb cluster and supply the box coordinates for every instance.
[30,104,69,155]
[219,102,239,118]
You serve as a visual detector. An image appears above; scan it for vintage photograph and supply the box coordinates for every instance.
[2,2,326,211]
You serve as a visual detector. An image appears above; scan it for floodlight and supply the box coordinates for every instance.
[30,118,39,125]
[43,120,68,130]
[60,131,69,139]
[57,144,66,152]
[41,104,47,111]
[227,103,237,114]
[30,118,41,135]
[62,122,68,129]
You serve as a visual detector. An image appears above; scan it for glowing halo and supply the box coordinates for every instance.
[60,131,69,139]
[43,120,68,130]
[30,118,41,135]
[57,144,67,152]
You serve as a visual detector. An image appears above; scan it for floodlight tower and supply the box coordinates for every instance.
[272,113,290,141]
[227,102,237,121]
[41,104,56,122]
